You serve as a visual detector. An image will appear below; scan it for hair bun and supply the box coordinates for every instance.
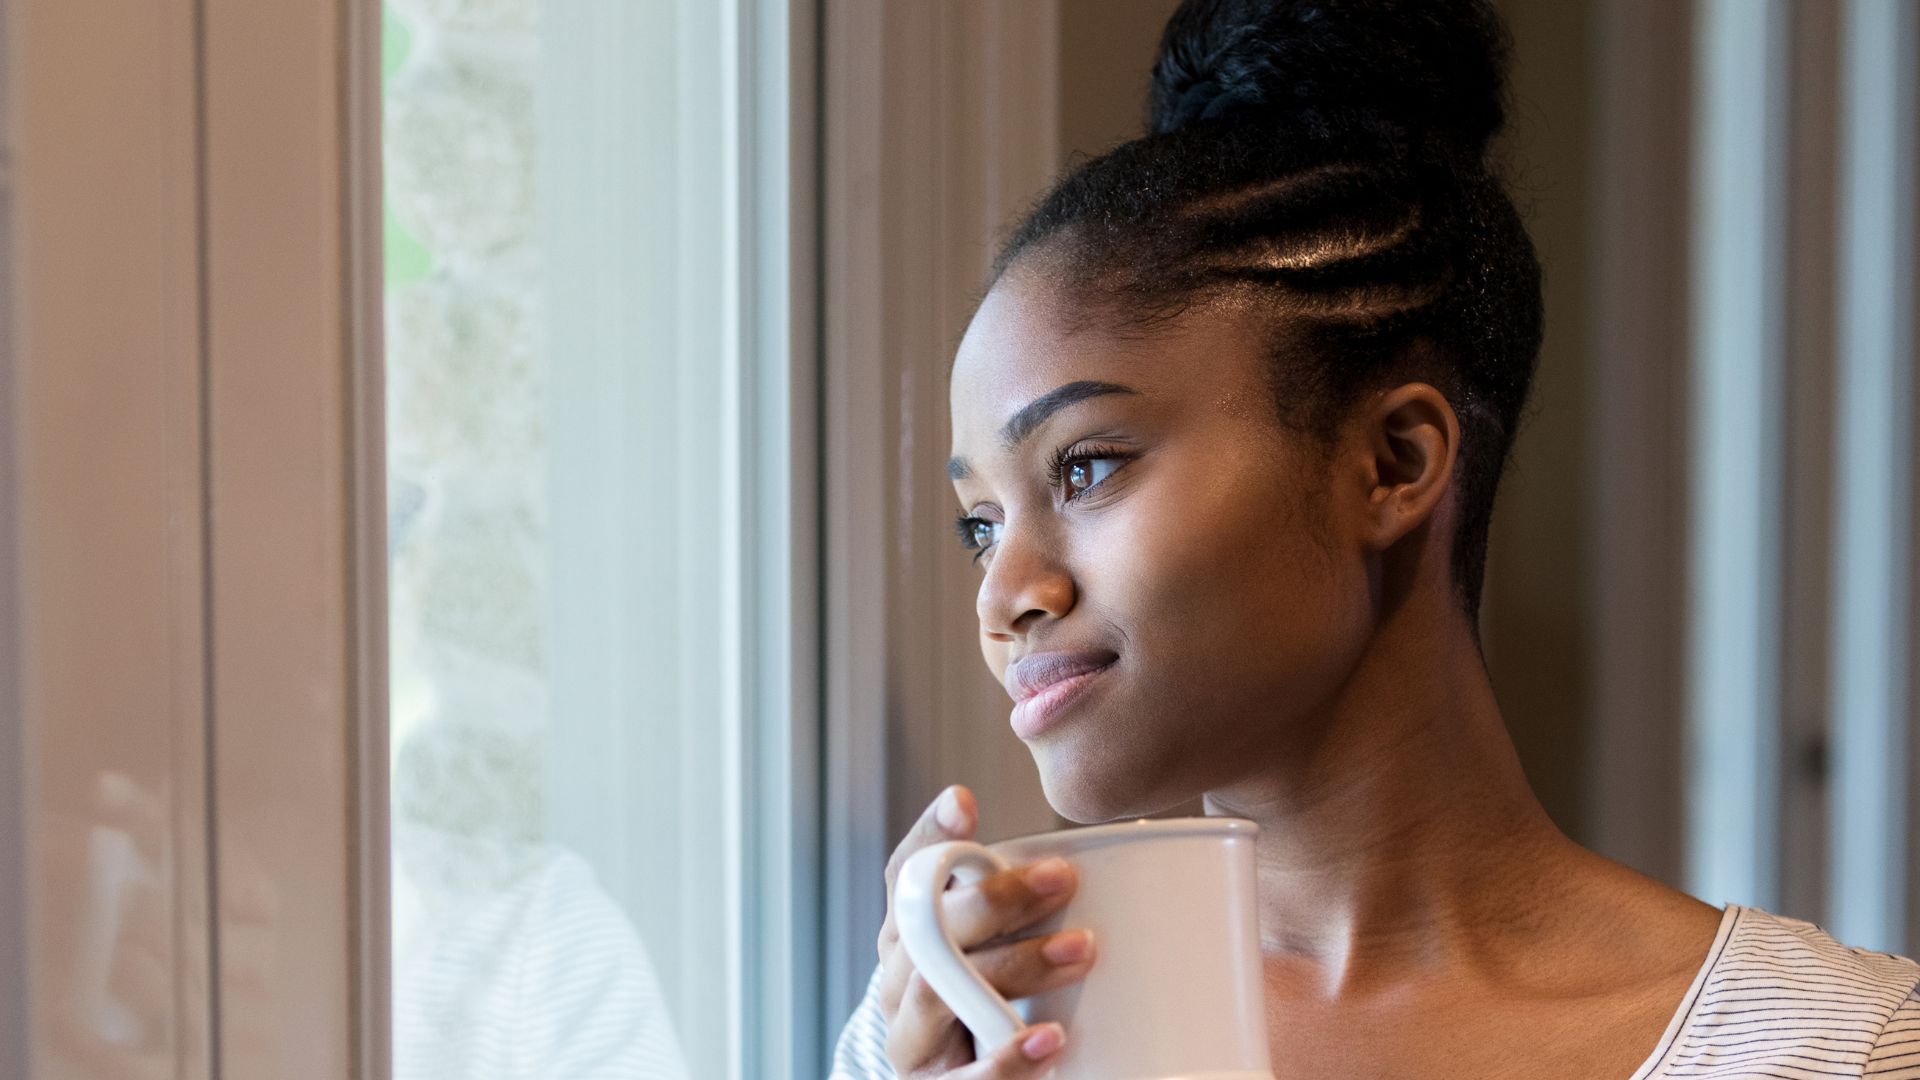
[1148,0,1513,162]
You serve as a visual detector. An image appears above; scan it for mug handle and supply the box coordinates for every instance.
[893,840,1028,1053]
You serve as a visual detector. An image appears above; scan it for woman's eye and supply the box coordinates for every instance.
[954,515,1001,561]
[1063,457,1123,499]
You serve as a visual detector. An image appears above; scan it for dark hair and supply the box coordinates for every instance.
[989,0,1542,635]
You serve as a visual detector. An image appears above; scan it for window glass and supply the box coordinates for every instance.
[383,1,757,1075]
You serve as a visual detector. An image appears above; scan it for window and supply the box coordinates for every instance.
[382,1,813,1075]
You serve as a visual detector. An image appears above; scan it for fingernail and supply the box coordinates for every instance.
[1041,928,1093,964]
[935,787,966,832]
[1026,857,1072,895]
[1022,1023,1064,1060]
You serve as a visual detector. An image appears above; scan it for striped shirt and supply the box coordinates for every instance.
[393,825,691,1079]
[830,903,1920,1078]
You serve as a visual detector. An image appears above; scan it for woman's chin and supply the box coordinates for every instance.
[1033,751,1182,824]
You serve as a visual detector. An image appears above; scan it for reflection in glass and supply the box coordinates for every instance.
[382,1,714,1074]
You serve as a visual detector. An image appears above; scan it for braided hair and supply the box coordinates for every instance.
[989,0,1543,631]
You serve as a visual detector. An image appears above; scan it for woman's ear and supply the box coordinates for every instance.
[1358,382,1460,551]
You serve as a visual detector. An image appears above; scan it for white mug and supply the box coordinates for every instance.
[894,817,1273,1080]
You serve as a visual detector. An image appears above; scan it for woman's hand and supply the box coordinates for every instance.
[39,771,281,1080]
[876,785,1097,1077]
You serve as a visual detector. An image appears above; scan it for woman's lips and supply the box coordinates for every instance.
[1006,650,1118,739]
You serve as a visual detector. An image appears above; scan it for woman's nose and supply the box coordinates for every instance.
[976,528,1075,640]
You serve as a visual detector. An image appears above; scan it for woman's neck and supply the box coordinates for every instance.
[1202,588,1575,1001]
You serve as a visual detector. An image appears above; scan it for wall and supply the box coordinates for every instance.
[1058,0,1177,160]
[0,2,24,1072]
[1483,0,1599,845]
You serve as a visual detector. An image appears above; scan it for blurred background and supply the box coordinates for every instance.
[5,0,1916,1077]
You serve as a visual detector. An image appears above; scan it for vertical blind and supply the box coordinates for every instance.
[1683,0,1920,955]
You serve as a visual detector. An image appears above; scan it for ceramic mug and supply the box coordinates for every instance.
[894,816,1273,1080]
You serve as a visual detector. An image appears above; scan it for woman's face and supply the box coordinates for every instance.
[948,267,1377,822]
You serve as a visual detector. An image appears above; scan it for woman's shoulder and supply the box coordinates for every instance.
[1720,904,1920,1005]
[1647,903,1920,1078]
[1871,990,1920,1078]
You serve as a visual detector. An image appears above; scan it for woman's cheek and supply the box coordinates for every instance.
[1146,476,1335,659]
[1122,473,1272,602]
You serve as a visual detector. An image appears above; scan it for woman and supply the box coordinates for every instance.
[832,1,1920,1077]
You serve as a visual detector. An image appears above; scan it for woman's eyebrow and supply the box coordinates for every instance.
[998,380,1138,449]
[947,380,1139,482]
